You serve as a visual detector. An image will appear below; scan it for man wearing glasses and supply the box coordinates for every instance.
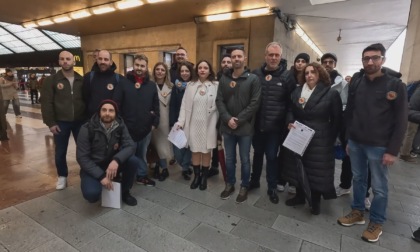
[170,46,192,82]
[337,43,408,243]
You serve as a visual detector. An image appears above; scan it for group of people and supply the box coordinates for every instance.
[33,40,413,244]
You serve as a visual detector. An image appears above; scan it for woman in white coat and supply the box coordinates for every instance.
[176,60,219,190]
[151,62,173,181]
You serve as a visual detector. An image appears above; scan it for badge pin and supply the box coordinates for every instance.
[386,91,397,100]
[177,82,182,87]
[162,92,168,97]
[199,89,206,96]
[107,83,114,91]
[229,81,236,88]
[135,82,141,89]
[265,74,272,81]
[298,97,306,104]
[56,83,64,90]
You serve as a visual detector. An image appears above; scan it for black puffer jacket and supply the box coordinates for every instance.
[113,71,159,142]
[252,60,296,133]
[76,114,135,180]
[282,83,342,198]
[83,62,125,117]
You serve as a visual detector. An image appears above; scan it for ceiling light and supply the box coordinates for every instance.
[92,4,116,15]
[239,8,270,18]
[22,22,38,28]
[53,14,71,23]
[147,0,166,3]
[115,0,143,10]
[37,18,54,26]
[309,0,347,5]
[294,23,323,57]
[70,10,92,19]
[205,13,233,22]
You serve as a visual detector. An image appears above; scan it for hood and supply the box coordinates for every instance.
[91,62,117,74]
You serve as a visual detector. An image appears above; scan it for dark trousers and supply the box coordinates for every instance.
[54,121,83,177]
[251,131,281,190]
[30,89,38,103]
[211,147,218,167]
[339,155,371,197]
[0,100,7,140]
[80,155,137,203]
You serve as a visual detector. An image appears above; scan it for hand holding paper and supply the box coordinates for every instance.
[168,125,187,149]
[283,121,315,156]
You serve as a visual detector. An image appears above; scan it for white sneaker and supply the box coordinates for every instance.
[336,186,351,197]
[56,176,67,190]
[365,197,371,211]
[277,184,285,192]
[288,186,296,194]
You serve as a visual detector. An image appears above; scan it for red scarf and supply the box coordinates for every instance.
[133,74,144,85]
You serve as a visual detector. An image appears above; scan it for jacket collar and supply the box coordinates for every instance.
[55,69,83,82]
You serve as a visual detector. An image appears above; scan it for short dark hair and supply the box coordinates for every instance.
[220,54,231,63]
[362,43,386,56]
[177,46,187,53]
[177,62,194,82]
[134,54,149,64]
[194,60,216,82]
[230,47,245,55]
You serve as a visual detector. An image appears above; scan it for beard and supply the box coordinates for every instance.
[100,115,114,123]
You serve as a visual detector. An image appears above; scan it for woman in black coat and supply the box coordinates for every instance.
[283,62,342,215]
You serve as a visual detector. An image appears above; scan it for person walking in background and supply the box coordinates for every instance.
[283,62,342,215]
[151,62,173,181]
[28,73,39,104]
[0,69,22,118]
[175,60,219,190]
[169,62,194,180]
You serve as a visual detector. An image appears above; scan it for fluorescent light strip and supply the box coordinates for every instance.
[22,22,38,28]
[70,10,92,19]
[115,0,143,10]
[295,23,323,57]
[37,19,54,26]
[239,8,270,18]
[205,13,232,22]
[91,4,116,15]
[147,0,166,3]
[53,15,71,23]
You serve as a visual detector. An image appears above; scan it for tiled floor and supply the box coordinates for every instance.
[1,91,420,251]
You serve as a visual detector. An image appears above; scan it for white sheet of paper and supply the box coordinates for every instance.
[168,126,187,149]
[282,121,315,156]
[101,182,121,209]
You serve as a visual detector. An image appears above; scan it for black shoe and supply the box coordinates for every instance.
[169,158,177,165]
[153,163,160,179]
[182,170,191,180]
[158,169,169,181]
[248,181,260,191]
[122,192,137,206]
[187,168,193,175]
[190,166,201,189]
[207,167,219,178]
[199,167,209,190]
[413,228,420,242]
[285,196,305,206]
[267,190,279,204]
[311,201,321,215]
[136,176,156,186]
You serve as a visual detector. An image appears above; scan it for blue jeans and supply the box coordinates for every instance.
[80,155,137,203]
[54,121,83,177]
[251,131,280,190]
[173,144,191,171]
[3,99,21,116]
[135,132,152,177]
[223,133,252,188]
[348,139,388,224]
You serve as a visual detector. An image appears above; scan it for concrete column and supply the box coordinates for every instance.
[400,0,420,83]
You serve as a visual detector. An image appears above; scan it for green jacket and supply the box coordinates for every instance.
[216,69,261,136]
[41,70,86,127]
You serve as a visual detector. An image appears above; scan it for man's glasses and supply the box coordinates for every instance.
[362,55,384,63]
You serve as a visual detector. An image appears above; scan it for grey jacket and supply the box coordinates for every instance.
[330,74,348,111]
[216,69,261,136]
[76,114,135,180]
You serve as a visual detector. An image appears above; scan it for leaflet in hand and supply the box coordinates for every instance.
[168,125,188,149]
[282,121,315,156]
[101,182,121,209]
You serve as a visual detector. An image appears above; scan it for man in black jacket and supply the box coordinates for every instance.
[338,43,408,243]
[113,54,159,186]
[76,100,137,206]
[248,42,296,204]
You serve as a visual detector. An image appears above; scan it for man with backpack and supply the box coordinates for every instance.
[41,51,86,190]
[76,99,137,206]
[337,43,408,243]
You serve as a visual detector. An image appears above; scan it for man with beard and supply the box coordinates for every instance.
[0,69,22,118]
[170,47,191,82]
[76,100,137,206]
[216,54,232,80]
[216,48,261,203]
[83,50,127,117]
[113,54,159,186]
[248,42,296,204]
[41,51,86,190]
[338,43,407,243]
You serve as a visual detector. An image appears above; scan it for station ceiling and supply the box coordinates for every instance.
[0,0,412,74]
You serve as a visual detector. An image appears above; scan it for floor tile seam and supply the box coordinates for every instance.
[216,201,279,226]
[137,190,194,213]
[76,230,139,251]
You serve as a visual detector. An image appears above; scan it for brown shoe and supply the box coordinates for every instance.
[400,155,417,163]
[337,209,365,227]
[235,187,248,204]
[362,222,382,242]
[220,184,235,199]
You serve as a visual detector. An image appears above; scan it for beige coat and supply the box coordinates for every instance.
[151,83,173,159]
[0,77,19,100]
[177,80,219,150]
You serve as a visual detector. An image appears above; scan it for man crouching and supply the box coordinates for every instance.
[76,99,137,206]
